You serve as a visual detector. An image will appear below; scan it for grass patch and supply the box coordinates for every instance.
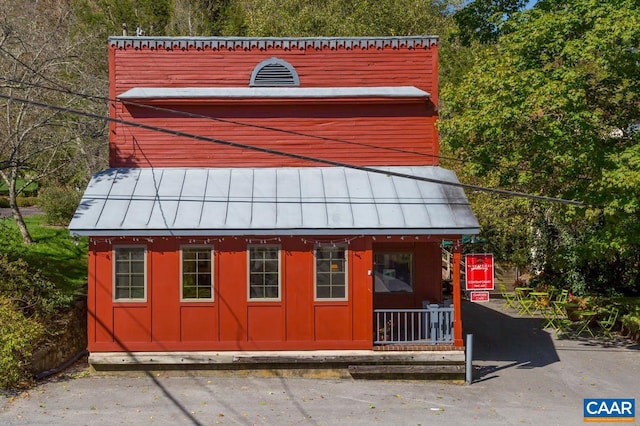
[0,215,87,295]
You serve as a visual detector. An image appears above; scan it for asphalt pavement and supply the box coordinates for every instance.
[1,299,638,425]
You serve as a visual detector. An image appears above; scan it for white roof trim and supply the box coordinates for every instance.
[69,166,479,237]
[117,86,430,100]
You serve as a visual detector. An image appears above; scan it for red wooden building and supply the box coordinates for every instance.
[69,36,479,359]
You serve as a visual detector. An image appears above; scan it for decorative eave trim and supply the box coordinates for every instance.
[108,36,439,51]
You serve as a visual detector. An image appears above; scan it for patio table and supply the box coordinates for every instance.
[529,291,550,313]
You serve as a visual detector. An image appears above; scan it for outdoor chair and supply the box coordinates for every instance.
[542,302,573,334]
[597,307,619,338]
[499,283,518,310]
[515,288,535,316]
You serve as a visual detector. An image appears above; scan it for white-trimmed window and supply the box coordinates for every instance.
[315,245,347,300]
[114,246,146,301]
[374,252,414,293]
[181,246,213,301]
[248,245,281,300]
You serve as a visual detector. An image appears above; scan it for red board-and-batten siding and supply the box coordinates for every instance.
[87,236,444,352]
[108,39,439,168]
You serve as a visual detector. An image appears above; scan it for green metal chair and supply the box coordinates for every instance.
[597,307,619,338]
[499,283,518,310]
[515,288,535,316]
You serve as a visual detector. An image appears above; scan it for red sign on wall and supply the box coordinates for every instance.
[465,253,494,291]
[470,291,490,302]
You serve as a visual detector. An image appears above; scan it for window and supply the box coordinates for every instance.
[374,252,414,293]
[248,246,280,300]
[249,57,300,87]
[315,245,347,300]
[114,246,146,300]
[181,246,213,301]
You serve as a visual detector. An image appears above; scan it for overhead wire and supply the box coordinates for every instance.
[0,74,592,183]
[0,91,587,207]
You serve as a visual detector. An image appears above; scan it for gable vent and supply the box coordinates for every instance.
[250,57,300,87]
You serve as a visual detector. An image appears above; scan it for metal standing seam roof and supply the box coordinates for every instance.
[68,166,479,237]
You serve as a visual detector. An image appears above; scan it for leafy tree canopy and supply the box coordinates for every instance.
[453,0,526,46]
[440,0,640,291]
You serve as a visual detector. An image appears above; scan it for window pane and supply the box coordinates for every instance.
[315,246,347,299]
[183,286,197,299]
[131,261,145,274]
[115,287,129,299]
[197,274,211,287]
[183,261,196,273]
[181,247,213,300]
[130,287,145,299]
[317,286,330,298]
[316,273,330,285]
[374,252,413,293]
[265,286,278,298]
[198,287,212,299]
[332,286,345,298]
[332,273,345,286]
[248,246,280,299]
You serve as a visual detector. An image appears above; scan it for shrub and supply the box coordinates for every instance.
[0,255,73,320]
[620,305,640,341]
[0,197,9,208]
[17,197,39,207]
[38,187,82,226]
[0,297,44,389]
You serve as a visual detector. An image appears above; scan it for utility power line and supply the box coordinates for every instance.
[0,92,587,207]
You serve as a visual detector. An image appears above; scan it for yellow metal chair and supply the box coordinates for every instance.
[499,283,517,310]
[515,287,535,316]
[597,307,619,338]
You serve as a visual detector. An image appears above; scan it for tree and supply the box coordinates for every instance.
[439,0,640,294]
[452,0,526,46]
[0,0,107,243]
[233,0,461,37]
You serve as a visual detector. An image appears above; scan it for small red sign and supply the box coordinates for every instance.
[470,291,490,302]
[465,253,494,291]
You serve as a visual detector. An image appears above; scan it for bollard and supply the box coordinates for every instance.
[465,333,473,385]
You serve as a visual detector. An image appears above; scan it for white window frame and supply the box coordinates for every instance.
[180,245,214,302]
[247,245,281,301]
[113,245,147,302]
[314,244,348,301]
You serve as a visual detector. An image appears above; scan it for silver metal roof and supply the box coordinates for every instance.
[69,167,479,237]
[118,86,430,100]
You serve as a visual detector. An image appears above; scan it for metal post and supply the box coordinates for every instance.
[465,334,473,385]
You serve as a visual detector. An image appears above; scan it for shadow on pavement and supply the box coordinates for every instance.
[462,300,560,382]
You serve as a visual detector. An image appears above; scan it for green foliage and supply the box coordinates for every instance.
[0,255,73,320]
[453,0,526,46]
[16,197,38,207]
[0,297,44,389]
[235,0,459,37]
[38,187,83,226]
[440,0,640,295]
[0,215,88,295]
[621,307,640,340]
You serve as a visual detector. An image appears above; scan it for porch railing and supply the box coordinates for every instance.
[374,304,454,345]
